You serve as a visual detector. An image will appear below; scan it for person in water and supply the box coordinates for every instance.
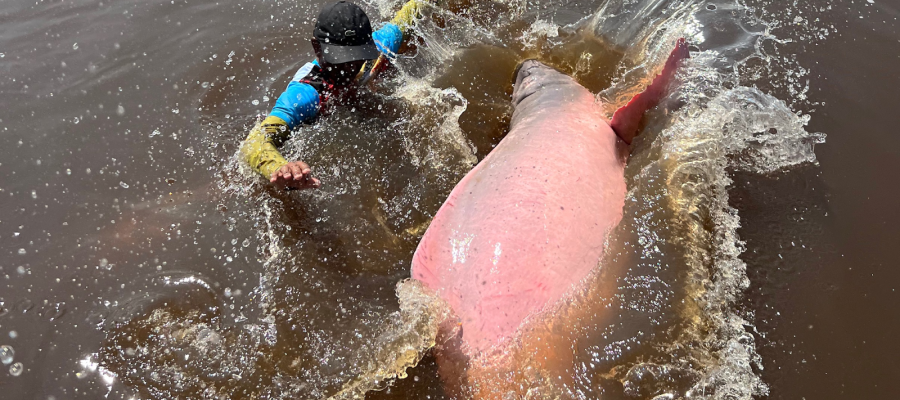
[240,0,423,190]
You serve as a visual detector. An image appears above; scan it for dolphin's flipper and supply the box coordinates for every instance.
[610,38,690,144]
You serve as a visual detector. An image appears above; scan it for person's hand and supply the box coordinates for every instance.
[270,161,321,190]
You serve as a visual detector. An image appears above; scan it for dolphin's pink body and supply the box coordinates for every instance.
[411,41,688,363]
[411,61,627,356]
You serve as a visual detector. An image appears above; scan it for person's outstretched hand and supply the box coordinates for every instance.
[270,161,321,190]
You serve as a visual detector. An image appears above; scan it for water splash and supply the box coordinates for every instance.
[326,280,449,399]
[588,0,825,398]
[389,79,478,175]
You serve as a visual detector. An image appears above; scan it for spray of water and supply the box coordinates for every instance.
[586,0,825,398]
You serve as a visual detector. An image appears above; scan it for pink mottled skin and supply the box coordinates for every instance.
[411,60,629,357]
[411,41,689,377]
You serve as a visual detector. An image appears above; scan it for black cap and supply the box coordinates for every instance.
[314,1,380,64]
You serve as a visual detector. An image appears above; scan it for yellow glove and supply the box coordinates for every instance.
[239,116,290,179]
[390,0,425,33]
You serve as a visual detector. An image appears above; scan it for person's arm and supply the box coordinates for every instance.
[239,79,322,189]
[372,0,425,56]
[391,0,425,34]
[360,0,425,85]
[240,115,290,178]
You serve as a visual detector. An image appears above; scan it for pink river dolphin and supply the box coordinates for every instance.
[409,39,689,395]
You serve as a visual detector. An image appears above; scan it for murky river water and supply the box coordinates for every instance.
[1,0,898,398]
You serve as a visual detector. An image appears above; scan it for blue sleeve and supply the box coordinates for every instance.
[372,23,403,57]
[269,81,319,130]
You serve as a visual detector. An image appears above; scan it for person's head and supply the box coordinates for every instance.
[311,1,379,83]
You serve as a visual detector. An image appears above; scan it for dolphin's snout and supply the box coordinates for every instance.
[511,60,571,108]
[513,59,551,88]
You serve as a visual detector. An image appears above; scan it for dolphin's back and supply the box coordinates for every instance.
[411,61,627,357]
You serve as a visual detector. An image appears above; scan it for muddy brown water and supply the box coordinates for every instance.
[0,0,898,398]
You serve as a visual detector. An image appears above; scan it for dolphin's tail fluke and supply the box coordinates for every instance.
[610,38,690,144]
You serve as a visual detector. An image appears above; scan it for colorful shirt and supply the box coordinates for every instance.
[240,0,422,179]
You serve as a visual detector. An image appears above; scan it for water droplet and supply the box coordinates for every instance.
[149,129,161,137]
[16,300,33,313]
[17,248,25,255]
[116,105,125,116]
[0,345,14,364]
[16,266,25,275]
[9,362,23,376]
[119,182,129,189]
[251,99,260,106]
[41,303,67,321]
[8,330,18,339]
[242,238,250,248]
[72,43,79,50]
[86,310,108,327]
[31,190,37,199]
